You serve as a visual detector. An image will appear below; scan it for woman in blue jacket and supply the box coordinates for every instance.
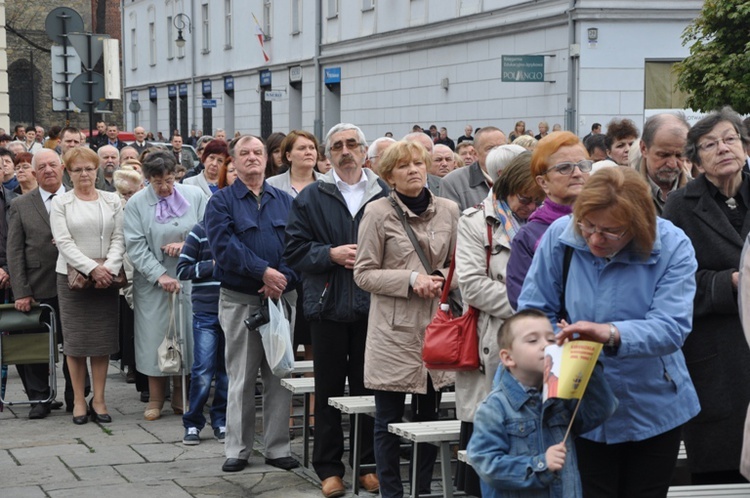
[518,167,700,497]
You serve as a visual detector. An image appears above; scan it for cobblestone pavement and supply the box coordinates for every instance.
[0,360,379,497]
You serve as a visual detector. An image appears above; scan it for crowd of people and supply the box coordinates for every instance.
[2,108,750,498]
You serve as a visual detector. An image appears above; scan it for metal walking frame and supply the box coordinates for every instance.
[0,303,58,407]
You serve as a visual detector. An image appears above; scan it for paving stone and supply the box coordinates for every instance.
[46,482,193,498]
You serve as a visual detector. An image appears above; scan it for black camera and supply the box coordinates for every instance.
[244,303,270,330]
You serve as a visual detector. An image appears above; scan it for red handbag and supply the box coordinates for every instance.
[423,222,492,371]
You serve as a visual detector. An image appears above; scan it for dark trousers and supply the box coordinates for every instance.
[374,381,441,498]
[575,426,682,498]
[310,318,375,480]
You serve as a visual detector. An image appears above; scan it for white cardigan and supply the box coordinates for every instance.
[50,189,125,276]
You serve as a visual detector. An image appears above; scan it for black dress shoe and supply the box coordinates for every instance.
[222,458,248,472]
[89,402,112,423]
[50,400,63,410]
[73,414,89,425]
[29,403,51,419]
[265,456,299,470]
[140,391,150,403]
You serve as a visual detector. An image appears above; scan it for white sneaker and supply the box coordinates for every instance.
[183,427,200,445]
[214,426,226,443]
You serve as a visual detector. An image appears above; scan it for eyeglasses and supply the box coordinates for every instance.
[544,160,594,176]
[14,164,32,171]
[330,138,362,152]
[516,194,543,206]
[577,221,629,241]
[698,134,741,153]
[150,177,176,188]
[69,167,97,175]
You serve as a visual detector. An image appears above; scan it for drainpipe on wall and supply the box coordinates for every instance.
[566,0,578,133]
[314,0,323,141]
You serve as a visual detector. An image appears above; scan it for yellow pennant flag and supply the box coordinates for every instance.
[543,340,603,402]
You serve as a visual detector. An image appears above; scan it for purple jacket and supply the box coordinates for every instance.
[506,200,572,310]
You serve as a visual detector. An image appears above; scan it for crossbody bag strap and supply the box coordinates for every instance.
[388,197,433,274]
[558,245,574,322]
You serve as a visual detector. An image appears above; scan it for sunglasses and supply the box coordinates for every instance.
[330,138,362,152]
[516,194,543,206]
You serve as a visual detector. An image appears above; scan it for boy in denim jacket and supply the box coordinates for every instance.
[467,309,617,497]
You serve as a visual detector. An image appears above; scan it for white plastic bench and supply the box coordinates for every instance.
[667,483,750,497]
[328,393,457,495]
[293,360,314,374]
[388,420,462,498]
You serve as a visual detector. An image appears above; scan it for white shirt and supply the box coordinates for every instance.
[40,185,66,214]
[332,168,368,217]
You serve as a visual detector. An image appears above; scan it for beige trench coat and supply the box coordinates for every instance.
[354,191,460,394]
[454,195,514,422]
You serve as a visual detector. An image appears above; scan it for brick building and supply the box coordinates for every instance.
[4,1,123,136]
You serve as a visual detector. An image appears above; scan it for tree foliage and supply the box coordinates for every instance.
[675,0,750,114]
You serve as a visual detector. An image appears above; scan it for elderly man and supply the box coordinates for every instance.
[214,129,227,142]
[119,146,140,166]
[441,126,506,210]
[457,124,474,144]
[285,123,388,498]
[98,145,119,192]
[205,135,300,474]
[365,136,395,176]
[639,113,691,215]
[403,132,442,196]
[132,127,152,155]
[7,149,80,419]
[431,144,457,178]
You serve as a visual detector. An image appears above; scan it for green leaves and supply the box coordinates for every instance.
[675,0,750,113]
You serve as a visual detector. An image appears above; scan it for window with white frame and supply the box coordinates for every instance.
[167,16,174,59]
[131,27,137,69]
[263,0,272,39]
[201,3,210,53]
[149,22,156,65]
[328,0,339,19]
[224,0,232,48]
[291,0,301,34]
[362,0,375,11]
[176,0,185,58]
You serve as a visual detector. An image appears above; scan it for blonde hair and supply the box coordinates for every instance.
[378,141,430,185]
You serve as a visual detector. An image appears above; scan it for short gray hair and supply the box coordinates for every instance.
[686,106,748,167]
[367,137,396,159]
[641,113,689,149]
[486,144,527,181]
[325,123,367,158]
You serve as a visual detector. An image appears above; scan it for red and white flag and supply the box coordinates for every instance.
[252,13,270,63]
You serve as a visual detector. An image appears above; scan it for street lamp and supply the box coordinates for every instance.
[174,13,192,48]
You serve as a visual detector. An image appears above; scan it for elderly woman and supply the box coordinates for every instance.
[663,106,750,485]
[506,132,591,310]
[519,166,700,497]
[183,139,228,197]
[12,151,37,195]
[604,118,639,166]
[454,152,543,496]
[124,149,207,421]
[267,130,323,196]
[354,141,460,498]
[50,147,125,425]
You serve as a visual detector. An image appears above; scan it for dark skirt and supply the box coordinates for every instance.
[57,273,120,357]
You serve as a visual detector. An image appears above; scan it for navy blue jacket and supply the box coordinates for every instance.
[205,180,298,295]
[284,170,389,322]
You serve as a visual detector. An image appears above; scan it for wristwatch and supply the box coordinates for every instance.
[606,323,618,351]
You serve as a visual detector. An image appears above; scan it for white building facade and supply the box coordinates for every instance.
[122,0,702,141]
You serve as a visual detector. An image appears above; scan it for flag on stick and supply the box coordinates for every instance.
[252,13,270,63]
[542,340,603,444]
